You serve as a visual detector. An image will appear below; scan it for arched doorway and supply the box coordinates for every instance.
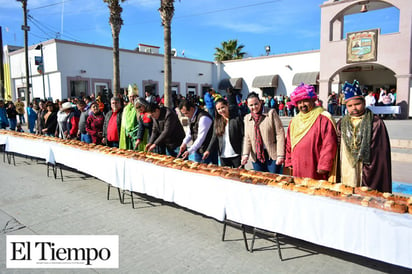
[331,63,396,94]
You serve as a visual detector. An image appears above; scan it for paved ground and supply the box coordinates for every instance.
[1,155,412,273]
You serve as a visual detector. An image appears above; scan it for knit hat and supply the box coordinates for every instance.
[343,80,363,102]
[290,83,317,104]
[128,84,139,96]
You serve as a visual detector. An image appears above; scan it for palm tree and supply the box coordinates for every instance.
[104,0,126,97]
[214,39,246,62]
[159,0,178,108]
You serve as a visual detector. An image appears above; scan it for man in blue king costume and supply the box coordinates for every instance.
[337,80,392,193]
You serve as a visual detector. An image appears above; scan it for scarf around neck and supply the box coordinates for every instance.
[290,106,324,150]
[340,108,373,167]
[251,109,265,163]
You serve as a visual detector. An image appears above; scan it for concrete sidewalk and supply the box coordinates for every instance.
[1,156,411,273]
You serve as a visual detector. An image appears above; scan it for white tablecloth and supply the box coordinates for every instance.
[5,136,55,163]
[223,179,412,268]
[368,106,401,114]
[123,159,226,221]
[50,143,125,186]
[0,134,8,145]
[2,134,412,269]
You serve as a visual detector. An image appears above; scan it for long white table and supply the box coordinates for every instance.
[223,180,412,268]
[368,105,401,114]
[1,133,412,269]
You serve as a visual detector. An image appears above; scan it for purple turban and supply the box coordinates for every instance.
[290,83,318,104]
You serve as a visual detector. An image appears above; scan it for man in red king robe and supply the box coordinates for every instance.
[337,80,392,193]
[285,83,338,181]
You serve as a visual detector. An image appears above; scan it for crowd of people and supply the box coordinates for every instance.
[261,94,297,117]
[0,81,392,192]
[327,85,397,117]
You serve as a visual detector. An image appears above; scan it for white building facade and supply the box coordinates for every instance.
[6,39,320,102]
[216,50,320,99]
[6,39,215,101]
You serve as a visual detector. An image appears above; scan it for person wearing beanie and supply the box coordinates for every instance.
[337,80,392,192]
[285,83,338,181]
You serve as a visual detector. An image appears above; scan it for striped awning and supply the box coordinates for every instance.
[292,71,319,85]
[218,78,243,90]
[252,74,279,88]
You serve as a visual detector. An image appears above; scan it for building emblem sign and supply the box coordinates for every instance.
[346,29,378,63]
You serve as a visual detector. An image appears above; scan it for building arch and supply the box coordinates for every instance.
[328,63,396,93]
[328,0,397,42]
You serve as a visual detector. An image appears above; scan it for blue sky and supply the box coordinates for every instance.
[0,0,399,61]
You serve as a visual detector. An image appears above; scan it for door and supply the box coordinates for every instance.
[69,80,88,98]
[94,82,109,98]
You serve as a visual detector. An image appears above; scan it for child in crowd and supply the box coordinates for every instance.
[278,101,285,116]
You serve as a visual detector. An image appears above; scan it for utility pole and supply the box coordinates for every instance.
[0,26,5,100]
[17,0,30,106]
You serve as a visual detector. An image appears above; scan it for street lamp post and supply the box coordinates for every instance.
[35,44,46,100]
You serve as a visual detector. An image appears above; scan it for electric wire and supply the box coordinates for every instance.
[28,13,86,43]
[25,0,282,44]
[174,0,282,20]
[28,14,56,38]
[29,0,73,11]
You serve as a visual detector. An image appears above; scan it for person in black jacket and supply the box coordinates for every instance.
[36,100,47,135]
[225,88,241,117]
[6,101,18,131]
[178,100,217,164]
[203,98,243,167]
[41,101,57,136]
[145,103,185,157]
